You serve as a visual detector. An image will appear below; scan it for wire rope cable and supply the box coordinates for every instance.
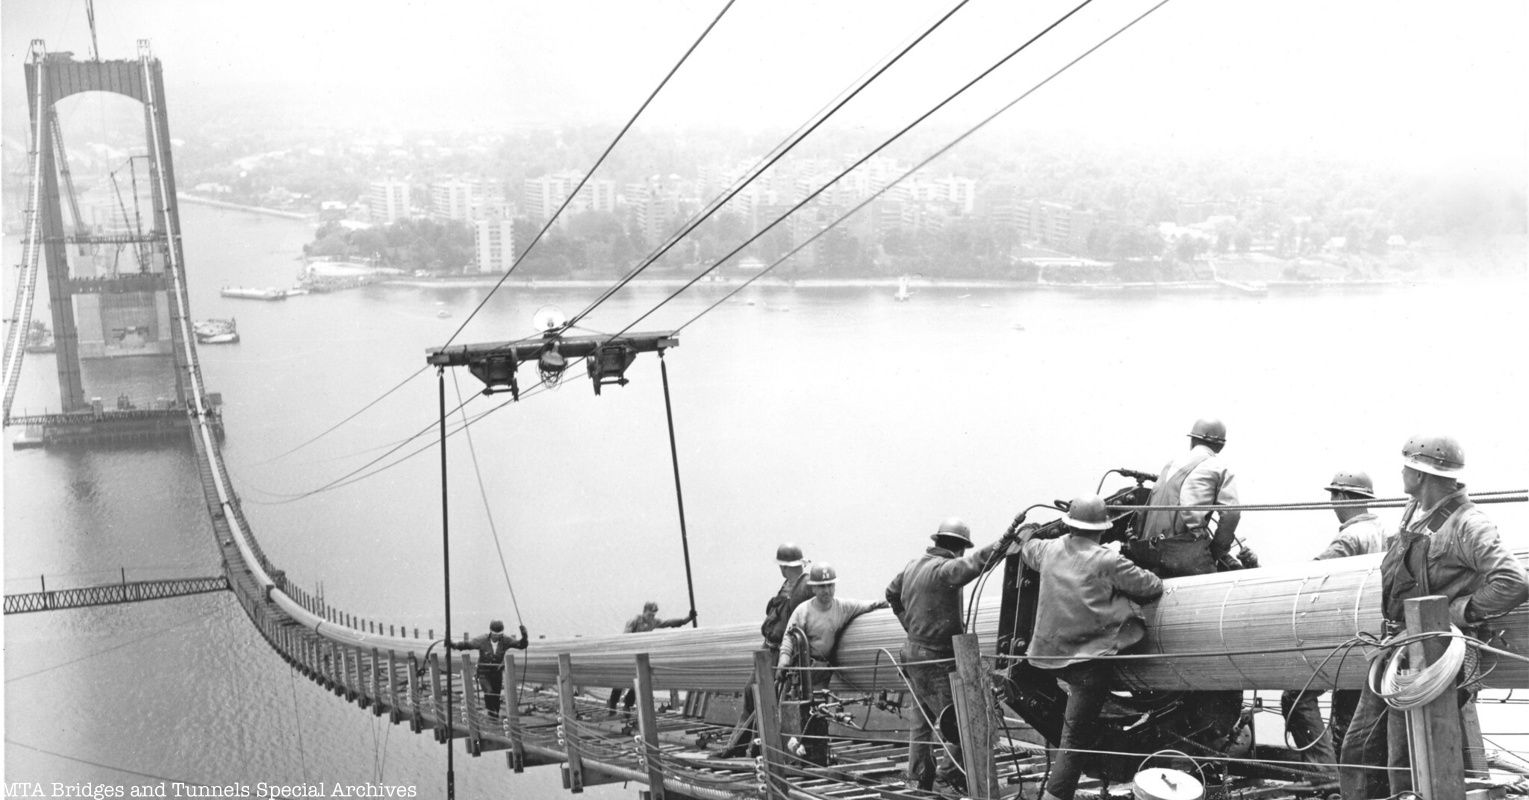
[563,0,975,331]
[659,0,1176,342]
[257,365,430,465]
[606,0,1105,341]
[442,0,739,349]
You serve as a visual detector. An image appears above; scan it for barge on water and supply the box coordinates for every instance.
[220,286,288,301]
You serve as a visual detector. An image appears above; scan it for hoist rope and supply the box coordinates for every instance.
[658,351,699,626]
[662,0,1174,340]
[442,0,738,349]
[450,370,524,625]
[435,367,457,800]
[606,0,1104,341]
[564,0,974,331]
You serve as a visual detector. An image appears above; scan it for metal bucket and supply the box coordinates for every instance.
[1132,767,1203,800]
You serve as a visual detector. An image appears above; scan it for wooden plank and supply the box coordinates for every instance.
[370,648,383,716]
[752,650,785,800]
[634,653,667,800]
[406,653,423,733]
[558,652,586,793]
[462,660,483,756]
[952,633,997,799]
[1403,596,1464,800]
[504,652,526,773]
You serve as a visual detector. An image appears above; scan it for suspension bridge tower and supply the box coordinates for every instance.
[3,41,215,446]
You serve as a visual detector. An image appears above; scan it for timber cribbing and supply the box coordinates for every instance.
[3,576,228,614]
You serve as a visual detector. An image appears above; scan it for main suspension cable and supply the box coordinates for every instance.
[607,0,1105,340]
[564,0,974,331]
[441,0,739,349]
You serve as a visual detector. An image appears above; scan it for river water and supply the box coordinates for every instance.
[4,205,1526,795]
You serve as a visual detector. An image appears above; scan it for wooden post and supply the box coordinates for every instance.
[504,653,526,773]
[1403,595,1465,800]
[634,654,667,800]
[751,650,785,800]
[370,648,384,715]
[429,652,447,742]
[462,660,483,756]
[386,650,402,724]
[558,652,585,793]
[951,633,998,799]
[407,653,424,733]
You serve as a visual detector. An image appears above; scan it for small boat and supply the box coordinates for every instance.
[194,318,240,344]
[437,310,451,318]
[24,320,55,353]
[221,286,288,301]
[894,276,911,302]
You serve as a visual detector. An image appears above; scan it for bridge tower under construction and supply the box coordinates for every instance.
[6,41,191,417]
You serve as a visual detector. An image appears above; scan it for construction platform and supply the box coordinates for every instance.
[8,405,221,449]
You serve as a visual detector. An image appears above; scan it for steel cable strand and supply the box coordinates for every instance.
[564,0,975,331]
[664,0,1173,341]
[610,0,1104,341]
[249,366,568,503]
[263,1,736,462]
[256,365,430,465]
[1110,490,1527,513]
[443,0,738,348]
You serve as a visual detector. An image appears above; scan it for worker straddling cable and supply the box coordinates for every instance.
[448,619,529,719]
[776,563,889,766]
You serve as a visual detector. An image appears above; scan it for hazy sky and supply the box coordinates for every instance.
[3,0,1527,174]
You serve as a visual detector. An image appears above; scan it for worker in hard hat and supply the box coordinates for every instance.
[762,542,815,658]
[1281,470,1388,771]
[448,619,529,718]
[777,563,889,765]
[1339,436,1527,799]
[1018,495,1164,800]
[724,542,817,757]
[886,516,1022,793]
[1138,417,1256,577]
[608,601,696,717]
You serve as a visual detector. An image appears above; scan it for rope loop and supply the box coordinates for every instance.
[1369,626,1468,710]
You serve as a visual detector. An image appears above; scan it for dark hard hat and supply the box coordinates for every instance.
[489,620,505,632]
[643,601,659,612]
[775,542,805,566]
[1324,471,1376,499]
[807,563,838,585]
[1188,417,1227,444]
[931,517,974,548]
[1402,435,1464,478]
[1063,495,1112,531]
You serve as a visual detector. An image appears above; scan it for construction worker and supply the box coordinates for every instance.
[1338,436,1527,799]
[448,619,529,718]
[1018,495,1164,800]
[725,542,816,757]
[1281,471,1386,771]
[1138,417,1255,577]
[608,601,695,716]
[777,563,889,766]
[762,542,814,657]
[886,517,1019,793]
